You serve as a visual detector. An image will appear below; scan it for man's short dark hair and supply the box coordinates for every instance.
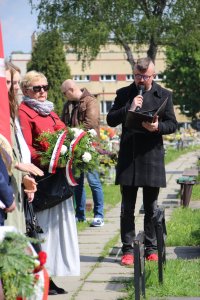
[135,57,152,72]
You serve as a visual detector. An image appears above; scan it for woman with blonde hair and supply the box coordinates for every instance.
[19,70,80,295]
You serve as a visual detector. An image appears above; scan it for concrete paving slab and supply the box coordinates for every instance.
[81,281,125,292]
[80,255,99,263]
[90,267,133,275]
[190,201,200,209]
[79,248,103,255]
[48,293,69,299]
[78,231,117,236]
[86,273,132,282]
[74,290,127,300]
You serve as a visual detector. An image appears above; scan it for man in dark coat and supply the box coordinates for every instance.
[107,57,177,265]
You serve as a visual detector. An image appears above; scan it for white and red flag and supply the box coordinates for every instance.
[0,22,13,174]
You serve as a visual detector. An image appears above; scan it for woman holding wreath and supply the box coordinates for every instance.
[19,70,80,295]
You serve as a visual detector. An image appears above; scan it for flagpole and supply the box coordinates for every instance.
[0,21,13,174]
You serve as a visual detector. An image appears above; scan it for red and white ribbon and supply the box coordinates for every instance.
[48,130,67,174]
[66,129,87,186]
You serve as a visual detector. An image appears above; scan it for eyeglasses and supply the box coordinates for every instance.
[134,74,153,81]
[26,85,49,92]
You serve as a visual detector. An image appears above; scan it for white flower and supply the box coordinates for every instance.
[71,128,84,138]
[60,145,68,155]
[82,152,92,163]
[88,129,97,137]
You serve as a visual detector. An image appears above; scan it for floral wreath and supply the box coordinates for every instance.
[37,127,99,185]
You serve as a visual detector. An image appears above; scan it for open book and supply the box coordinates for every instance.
[125,97,168,131]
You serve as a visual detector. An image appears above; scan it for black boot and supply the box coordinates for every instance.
[49,279,68,295]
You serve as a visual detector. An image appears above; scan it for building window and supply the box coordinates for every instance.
[154,74,166,81]
[101,101,113,114]
[126,74,134,81]
[126,74,166,82]
[100,75,116,82]
[73,75,90,82]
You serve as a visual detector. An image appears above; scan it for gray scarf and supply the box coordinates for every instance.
[23,96,54,116]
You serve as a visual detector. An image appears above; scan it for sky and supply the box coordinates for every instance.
[0,0,39,59]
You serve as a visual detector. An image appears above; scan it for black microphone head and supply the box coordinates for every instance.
[135,85,145,112]
[138,85,145,95]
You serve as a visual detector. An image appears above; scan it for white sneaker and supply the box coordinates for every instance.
[90,218,104,227]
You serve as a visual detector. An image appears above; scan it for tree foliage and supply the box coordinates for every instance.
[29,0,200,70]
[163,46,200,119]
[27,29,71,115]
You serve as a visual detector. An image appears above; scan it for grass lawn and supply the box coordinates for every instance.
[166,207,200,246]
[123,206,200,299]
[123,259,200,299]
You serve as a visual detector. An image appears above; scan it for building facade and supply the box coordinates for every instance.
[10,41,189,126]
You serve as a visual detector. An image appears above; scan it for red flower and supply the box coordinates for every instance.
[54,123,66,131]
[40,141,50,150]
[39,136,50,150]
[34,274,40,283]
[38,251,47,266]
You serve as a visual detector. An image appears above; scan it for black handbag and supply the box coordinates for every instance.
[32,168,73,212]
[24,199,43,253]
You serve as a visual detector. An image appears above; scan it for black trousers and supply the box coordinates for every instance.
[120,185,159,256]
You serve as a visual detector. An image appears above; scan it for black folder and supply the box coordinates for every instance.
[125,97,168,130]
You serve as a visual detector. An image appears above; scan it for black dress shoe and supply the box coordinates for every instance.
[49,279,68,295]
[48,289,58,295]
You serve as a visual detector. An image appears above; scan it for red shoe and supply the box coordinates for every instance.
[121,254,134,266]
[146,253,158,261]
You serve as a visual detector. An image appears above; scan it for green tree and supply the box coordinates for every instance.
[29,0,200,70]
[163,46,200,119]
[27,29,71,115]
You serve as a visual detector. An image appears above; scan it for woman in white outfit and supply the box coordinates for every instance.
[19,70,80,295]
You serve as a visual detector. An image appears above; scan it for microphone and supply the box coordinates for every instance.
[135,85,145,112]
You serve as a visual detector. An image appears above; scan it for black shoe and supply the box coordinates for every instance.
[49,279,68,295]
[48,289,58,295]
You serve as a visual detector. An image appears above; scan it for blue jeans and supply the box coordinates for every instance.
[74,170,104,221]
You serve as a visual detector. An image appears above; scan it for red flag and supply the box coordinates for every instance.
[0,22,13,174]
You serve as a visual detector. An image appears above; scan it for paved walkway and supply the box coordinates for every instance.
[49,150,200,300]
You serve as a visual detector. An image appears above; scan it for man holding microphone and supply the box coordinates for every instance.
[107,57,177,265]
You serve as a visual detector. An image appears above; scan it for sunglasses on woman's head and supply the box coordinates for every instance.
[26,85,49,92]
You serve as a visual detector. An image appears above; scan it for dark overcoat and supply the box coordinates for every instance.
[107,81,178,187]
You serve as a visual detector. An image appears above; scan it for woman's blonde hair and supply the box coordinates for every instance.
[21,71,48,90]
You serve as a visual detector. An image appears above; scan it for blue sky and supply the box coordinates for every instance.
[0,0,38,59]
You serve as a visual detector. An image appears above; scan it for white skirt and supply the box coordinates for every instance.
[36,197,80,277]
